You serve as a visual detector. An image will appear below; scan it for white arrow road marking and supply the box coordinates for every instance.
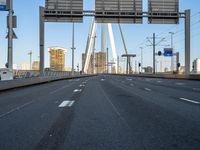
[59,101,75,108]
[179,98,200,104]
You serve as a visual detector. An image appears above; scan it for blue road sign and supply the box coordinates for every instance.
[0,0,7,11]
[164,48,173,57]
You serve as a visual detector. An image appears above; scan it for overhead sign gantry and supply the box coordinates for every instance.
[95,0,143,23]
[39,0,191,75]
[148,0,179,24]
[44,0,83,22]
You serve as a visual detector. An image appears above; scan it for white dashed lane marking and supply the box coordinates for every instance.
[80,84,85,87]
[179,98,200,104]
[73,89,82,93]
[144,88,152,92]
[59,101,75,108]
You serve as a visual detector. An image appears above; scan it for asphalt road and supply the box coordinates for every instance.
[0,75,199,150]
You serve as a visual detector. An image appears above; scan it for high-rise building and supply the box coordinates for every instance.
[48,47,66,71]
[83,51,107,74]
[95,52,107,74]
[20,63,30,70]
[193,58,200,74]
[82,53,93,74]
[32,61,39,70]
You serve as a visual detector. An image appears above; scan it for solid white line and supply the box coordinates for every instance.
[144,88,152,91]
[179,98,200,104]
[59,101,75,108]
[0,101,34,119]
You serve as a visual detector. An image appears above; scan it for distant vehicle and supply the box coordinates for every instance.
[0,68,13,81]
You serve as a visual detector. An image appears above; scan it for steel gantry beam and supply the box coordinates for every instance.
[39,0,190,76]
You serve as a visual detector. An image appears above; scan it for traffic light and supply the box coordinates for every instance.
[139,63,141,67]
[177,63,181,68]
[158,51,162,56]
[5,62,8,68]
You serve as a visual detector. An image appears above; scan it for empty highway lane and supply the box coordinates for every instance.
[0,75,199,150]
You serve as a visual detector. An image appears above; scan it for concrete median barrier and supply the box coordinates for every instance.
[0,75,93,92]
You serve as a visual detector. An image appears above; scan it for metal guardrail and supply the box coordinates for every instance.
[13,70,81,79]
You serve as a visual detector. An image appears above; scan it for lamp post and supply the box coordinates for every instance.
[169,32,174,72]
[140,47,143,73]
[71,23,76,75]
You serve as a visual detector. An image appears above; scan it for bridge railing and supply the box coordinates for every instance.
[13,70,81,79]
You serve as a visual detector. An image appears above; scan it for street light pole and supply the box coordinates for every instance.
[169,32,174,72]
[7,0,13,70]
[71,23,76,75]
[153,33,156,74]
[107,48,109,74]
[140,47,143,73]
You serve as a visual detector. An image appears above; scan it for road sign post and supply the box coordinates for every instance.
[153,33,156,74]
[39,6,45,76]
[185,10,190,76]
[7,0,13,71]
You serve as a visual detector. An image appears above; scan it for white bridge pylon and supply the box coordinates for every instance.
[84,19,118,74]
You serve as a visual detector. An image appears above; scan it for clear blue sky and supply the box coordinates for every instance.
[0,0,200,71]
